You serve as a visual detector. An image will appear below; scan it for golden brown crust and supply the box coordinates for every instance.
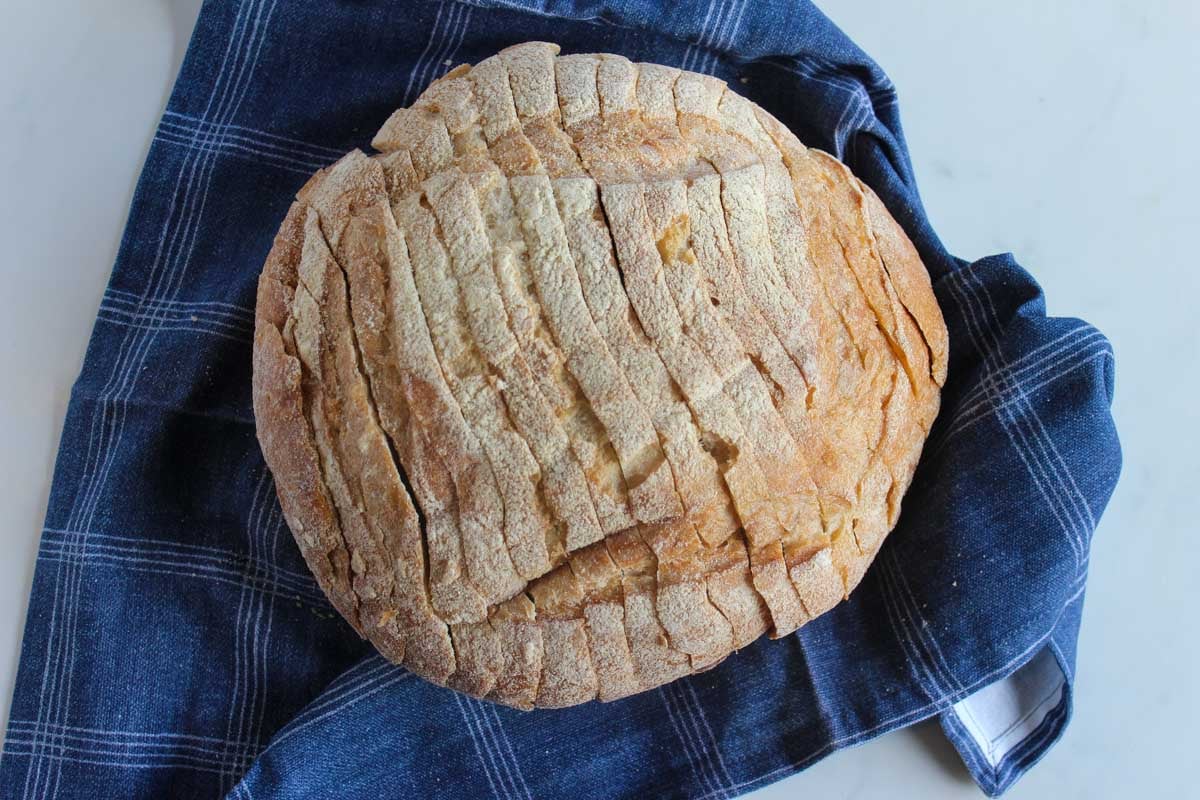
[858,181,949,389]
[485,594,543,709]
[252,42,947,709]
[252,291,360,631]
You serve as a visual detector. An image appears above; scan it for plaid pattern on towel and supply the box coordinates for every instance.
[0,1,1120,797]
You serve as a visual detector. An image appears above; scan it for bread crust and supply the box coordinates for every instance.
[253,42,947,708]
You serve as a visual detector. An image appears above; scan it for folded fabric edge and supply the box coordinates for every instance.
[940,645,1074,796]
[704,617,1083,800]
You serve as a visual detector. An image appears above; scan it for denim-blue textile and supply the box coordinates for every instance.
[0,1,1120,798]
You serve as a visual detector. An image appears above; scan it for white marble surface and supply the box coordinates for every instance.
[0,1,1193,797]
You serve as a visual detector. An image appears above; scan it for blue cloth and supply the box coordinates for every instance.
[0,1,1120,797]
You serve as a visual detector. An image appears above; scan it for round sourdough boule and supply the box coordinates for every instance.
[252,42,948,709]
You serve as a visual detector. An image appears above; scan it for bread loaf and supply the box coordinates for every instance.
[252,42,948,709]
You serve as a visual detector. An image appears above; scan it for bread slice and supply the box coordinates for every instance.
[253,42,947,709]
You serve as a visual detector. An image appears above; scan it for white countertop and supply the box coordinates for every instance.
[1,2,1194,797]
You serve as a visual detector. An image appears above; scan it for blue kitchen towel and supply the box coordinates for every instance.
[0,1,1120,798]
